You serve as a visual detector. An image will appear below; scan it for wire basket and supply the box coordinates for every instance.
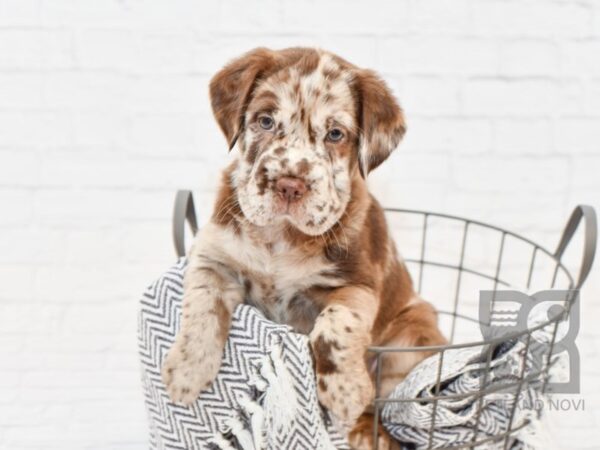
[369,206,597,450]
[171,192,597,450]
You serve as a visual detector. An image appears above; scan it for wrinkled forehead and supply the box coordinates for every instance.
[249,53,357,132]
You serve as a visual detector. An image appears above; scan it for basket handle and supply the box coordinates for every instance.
[173,190,198,258]
[554,205,597,289]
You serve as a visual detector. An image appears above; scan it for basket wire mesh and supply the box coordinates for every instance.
[369,206,597,450]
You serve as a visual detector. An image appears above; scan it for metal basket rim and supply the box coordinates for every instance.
[367,207,576,354]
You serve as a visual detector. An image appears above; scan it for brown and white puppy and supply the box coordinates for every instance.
[162,47,446,449]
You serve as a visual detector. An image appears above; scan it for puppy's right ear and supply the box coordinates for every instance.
[209,48,277,150]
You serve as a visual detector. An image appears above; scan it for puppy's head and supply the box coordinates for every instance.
[210,47,405,236]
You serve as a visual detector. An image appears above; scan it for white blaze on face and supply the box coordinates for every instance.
[233,53,357,236]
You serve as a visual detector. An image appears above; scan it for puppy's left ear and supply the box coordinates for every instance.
[353,70,406,177]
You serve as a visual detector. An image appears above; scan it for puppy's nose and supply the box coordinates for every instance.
[275,176,307,202]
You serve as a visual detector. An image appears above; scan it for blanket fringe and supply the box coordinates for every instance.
[208,433,237,450]
[237,391,265,450]
[260,341,299,437]
[211,339,332,450]
[248,372,268,392]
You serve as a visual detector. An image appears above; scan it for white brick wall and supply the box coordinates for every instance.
[0,0,599,448]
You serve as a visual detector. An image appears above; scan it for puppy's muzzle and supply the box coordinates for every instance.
[275,176,307,202]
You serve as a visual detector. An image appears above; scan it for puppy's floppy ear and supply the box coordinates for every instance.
[353,70,406,177]
[209,47,278,150]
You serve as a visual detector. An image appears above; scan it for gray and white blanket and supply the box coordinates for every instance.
[381,330,555,449]
[138,259,554,449]
[138,258,349,450]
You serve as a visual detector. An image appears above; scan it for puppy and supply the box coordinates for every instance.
[162,47,446,449]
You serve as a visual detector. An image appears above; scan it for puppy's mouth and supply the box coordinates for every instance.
[273,198,297,215]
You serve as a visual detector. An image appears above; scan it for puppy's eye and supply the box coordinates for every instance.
[326,128,344,142]
[258,115,275,131]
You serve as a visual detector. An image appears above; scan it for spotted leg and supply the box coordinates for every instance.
[310,287,377,428]
[161,255,244,405]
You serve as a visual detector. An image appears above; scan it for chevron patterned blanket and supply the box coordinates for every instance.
[381,332,554,449]
[138,258,350,450]
[137,259,554,450]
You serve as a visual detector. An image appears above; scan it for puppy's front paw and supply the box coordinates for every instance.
[316,367,373,427]
[161,339,222,405]
[311,333,373,426]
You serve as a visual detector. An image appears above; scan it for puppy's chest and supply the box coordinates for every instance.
[237,246,333,333]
